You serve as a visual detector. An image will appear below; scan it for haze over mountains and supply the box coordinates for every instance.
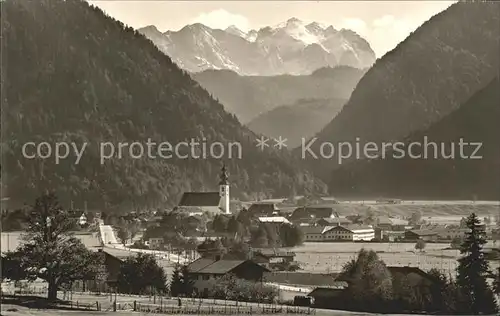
[2,0,326,210]
[305,1,500,199]
[138,18,376,76]
[192,66,366,123]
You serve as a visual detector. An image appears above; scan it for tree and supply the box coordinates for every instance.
[170,265,183,297]
[279,223,304,247]
[459,217,468,228]
[11,193,103,301]
[116,225,130,246]
[409,211,422,226]
[117,253,167,295]
[180,264,194,297]
[339,249,393,312]
[415,239,426,252]
[456,213,498,315]
[493,267,500,296]
[450,236,463,249]
[1,251,28,281]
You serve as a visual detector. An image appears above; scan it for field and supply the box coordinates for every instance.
[291,242,500,275]
[1,231,102,253]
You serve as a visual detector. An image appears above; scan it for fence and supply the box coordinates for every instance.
[135,302,316,315]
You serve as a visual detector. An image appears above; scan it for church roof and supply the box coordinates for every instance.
[179,192,220,207]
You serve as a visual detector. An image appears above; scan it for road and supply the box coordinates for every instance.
[98,224,190,264]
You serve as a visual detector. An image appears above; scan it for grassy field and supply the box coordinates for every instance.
[291,242,500,275]
[1,232,102,253]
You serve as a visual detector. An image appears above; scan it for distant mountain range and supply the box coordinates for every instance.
[138,18,376,76]
[247,98,346,148]
[192,66,366,123]
[2,0,326,211]
[303,1,500,199]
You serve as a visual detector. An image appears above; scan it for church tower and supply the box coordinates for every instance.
[219,163,230,214]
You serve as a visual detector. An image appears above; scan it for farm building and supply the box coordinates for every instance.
[307,282,349,309]
[387,266,436,286]
[247,203,280,217]
[291,207,336,220]
[186,257,269,295]
[323,225,375,241]
[315,217,351,227]
[301,226,325,241]
[434,228,469,240]
[404,229,439,241]
[251,248,295,269]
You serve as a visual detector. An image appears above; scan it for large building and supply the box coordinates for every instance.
[323,225,375,241]
[177,164,231,214]
[301,225,375,242]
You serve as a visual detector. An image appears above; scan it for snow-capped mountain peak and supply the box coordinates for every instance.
[138,19,376,75]
[225,25,247,37]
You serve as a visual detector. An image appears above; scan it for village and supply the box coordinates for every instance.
[4,165,500,315]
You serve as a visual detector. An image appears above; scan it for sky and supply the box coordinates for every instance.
[89,1,456,57]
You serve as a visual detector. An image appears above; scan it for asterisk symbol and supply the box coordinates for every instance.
[256,136,269,151]
[274,136,288,149]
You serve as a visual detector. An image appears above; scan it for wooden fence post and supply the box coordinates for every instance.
[133,300,137,311]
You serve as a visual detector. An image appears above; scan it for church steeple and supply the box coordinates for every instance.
[219,163,230,214]
[219,163,229,185]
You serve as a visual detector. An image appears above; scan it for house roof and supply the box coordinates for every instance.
[186,258,216,273]
[187,258,269,274]
[387,266,434,283]
[248,203,277,214]
[300,226,324,234]
[291,207,334,219]
[407,229,438,236]
[253,248,295,258]
[198,260,246,274]
[307,283,348,297]
[324,224,373,233]
[317,217,351,225]
[179,192,220,207]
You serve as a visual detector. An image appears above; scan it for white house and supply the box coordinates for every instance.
[78,213,87,226]
[323,225,375,241]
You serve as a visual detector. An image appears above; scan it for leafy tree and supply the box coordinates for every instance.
[250,226,268,247]
[415,239,426,252]
[459,217,468,228]
[279,223,304,247]
[456,213,498,314]
[212,215,229,233]
[116,226,130,246]
[340,249,393,312]
[1,251,28,281]
[117,253,167,295]
[196,239,226,258]
[409,211,422,226]
[450,236,463,249]
[10,193,104,301]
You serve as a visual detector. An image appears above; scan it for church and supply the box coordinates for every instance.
[176,164,231,214]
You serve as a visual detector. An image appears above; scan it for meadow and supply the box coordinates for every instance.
[291,242,499,275]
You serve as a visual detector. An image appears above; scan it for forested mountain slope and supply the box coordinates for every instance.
[329,77,500,200]
[303,2,500,177]
[1,0,326,210]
